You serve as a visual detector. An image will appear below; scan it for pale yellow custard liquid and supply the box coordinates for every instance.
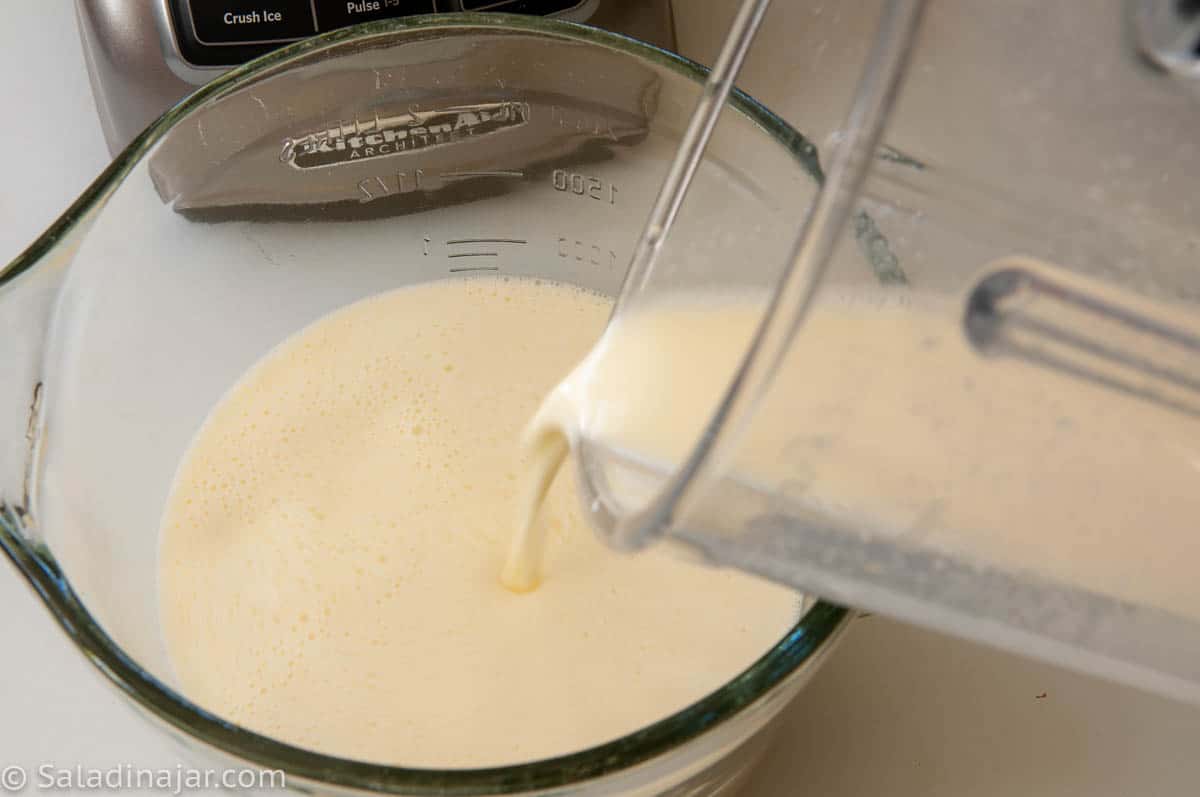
[508,289,1200,622]
[158,277,799,767]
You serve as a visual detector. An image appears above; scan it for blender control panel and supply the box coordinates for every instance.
[76,0,669,154]
[170,0,597,66]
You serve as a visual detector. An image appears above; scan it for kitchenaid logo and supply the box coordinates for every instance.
[280,101,529,169]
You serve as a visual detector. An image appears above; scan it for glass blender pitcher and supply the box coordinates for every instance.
[569,0,1200,708]
[0,14,851,796]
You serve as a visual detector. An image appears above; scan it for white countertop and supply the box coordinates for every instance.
[2,4,1198,795]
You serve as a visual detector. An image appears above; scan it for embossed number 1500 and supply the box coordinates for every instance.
[552,169,617,204]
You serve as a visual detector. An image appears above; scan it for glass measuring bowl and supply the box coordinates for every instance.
[569,0,1200,707]
[0,14,850,796]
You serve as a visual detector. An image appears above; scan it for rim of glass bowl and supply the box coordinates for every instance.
[0,12,848,795]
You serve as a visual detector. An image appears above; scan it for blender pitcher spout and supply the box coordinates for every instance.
[0,256,65,640]
[0,125,138,570]
[0,234,73,557]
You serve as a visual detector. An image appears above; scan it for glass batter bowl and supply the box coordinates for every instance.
[0,15,851,796]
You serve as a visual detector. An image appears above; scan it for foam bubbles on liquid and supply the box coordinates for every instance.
[158,276,800,767]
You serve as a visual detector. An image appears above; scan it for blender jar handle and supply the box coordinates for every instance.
[965,256,1200,418]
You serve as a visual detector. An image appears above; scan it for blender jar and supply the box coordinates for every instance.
[0,15,850,796]
[571,0,1200,707]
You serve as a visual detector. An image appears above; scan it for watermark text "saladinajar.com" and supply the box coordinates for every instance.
[0,764,286,794]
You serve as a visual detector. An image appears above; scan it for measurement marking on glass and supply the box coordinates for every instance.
[549,105,620,141]
[445,238,527,245]
[441,170,525,180]
[358,168,425,202]
[448,252,501,258]
[557,236,619,269]
[449,265,501,273]
[552,169,618,204]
